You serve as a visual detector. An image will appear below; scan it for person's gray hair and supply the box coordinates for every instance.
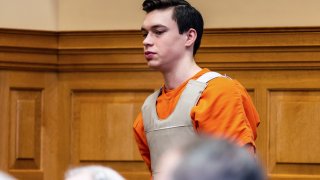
[0,171,16,180]
[173,137,266,180]
[65,165,125,180]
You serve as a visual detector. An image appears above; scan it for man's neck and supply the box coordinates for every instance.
[162,60,202,90]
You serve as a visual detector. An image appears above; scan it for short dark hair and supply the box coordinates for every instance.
[142,0,204,56]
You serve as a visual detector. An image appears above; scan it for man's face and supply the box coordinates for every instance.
[141,8,187,71]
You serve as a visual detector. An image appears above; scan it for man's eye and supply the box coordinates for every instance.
[142,33,148,38]
[154,30,164,35]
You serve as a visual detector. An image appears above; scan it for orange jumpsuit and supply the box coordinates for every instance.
[133,68,260,171]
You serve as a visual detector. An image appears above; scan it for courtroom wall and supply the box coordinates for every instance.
[1,0,320,31]
[0,0,58,30]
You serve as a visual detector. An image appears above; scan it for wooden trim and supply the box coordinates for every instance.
[1,27,320,71]
[0,29,58,71]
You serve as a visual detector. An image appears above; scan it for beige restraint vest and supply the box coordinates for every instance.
[142,72,223,178]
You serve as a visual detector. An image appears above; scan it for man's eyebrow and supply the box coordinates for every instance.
[141,27,147,32]
[141,25,167,31]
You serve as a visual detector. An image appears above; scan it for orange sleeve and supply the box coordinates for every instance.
[191,77,260,149]
[133,112,152,172]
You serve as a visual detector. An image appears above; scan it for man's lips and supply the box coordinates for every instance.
[144,51,156,60]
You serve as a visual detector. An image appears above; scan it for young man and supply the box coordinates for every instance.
[133,0,260,178]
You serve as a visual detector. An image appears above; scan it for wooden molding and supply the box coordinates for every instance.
[1,27,320,71]
[0,29,58,71]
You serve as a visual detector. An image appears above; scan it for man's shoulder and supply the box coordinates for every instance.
[202,76,247,96]
[206,76,237,89]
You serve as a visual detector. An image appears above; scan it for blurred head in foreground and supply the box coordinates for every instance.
[0,171,16,180]
[156,136,265,180]
[65,165,125,180]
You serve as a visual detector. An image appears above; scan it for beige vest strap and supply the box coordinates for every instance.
[141,71,223,178]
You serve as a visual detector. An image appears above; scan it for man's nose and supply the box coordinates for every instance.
[143,33,153,47]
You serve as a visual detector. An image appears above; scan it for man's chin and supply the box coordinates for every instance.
[147,61,160,70]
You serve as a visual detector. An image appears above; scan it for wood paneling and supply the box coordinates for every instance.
[58,28,320,71]
[3,28,320,71]
[1,27,320,180]
[0,29,57,49]
[9,89,42,169]
[58,71,160,179]
[269,90,320,175]
[0,71,58,180]
[0,29,58,71]
[71,91,149,162]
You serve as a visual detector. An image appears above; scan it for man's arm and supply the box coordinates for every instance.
[190,77,260,152]
[133,112,152,172]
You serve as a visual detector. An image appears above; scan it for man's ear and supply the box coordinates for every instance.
[185,28,197,47]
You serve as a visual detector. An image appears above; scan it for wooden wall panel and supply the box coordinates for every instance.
[71,91,149,162]
[0,71,58,180]
[1,27,320,180]
[70,90,153,179]
[0,30,57,68]
[9,89,42,170]
[0,71,8,170]
[269,90,320,176]
[58,71,161,180]
[57,28,320,71]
